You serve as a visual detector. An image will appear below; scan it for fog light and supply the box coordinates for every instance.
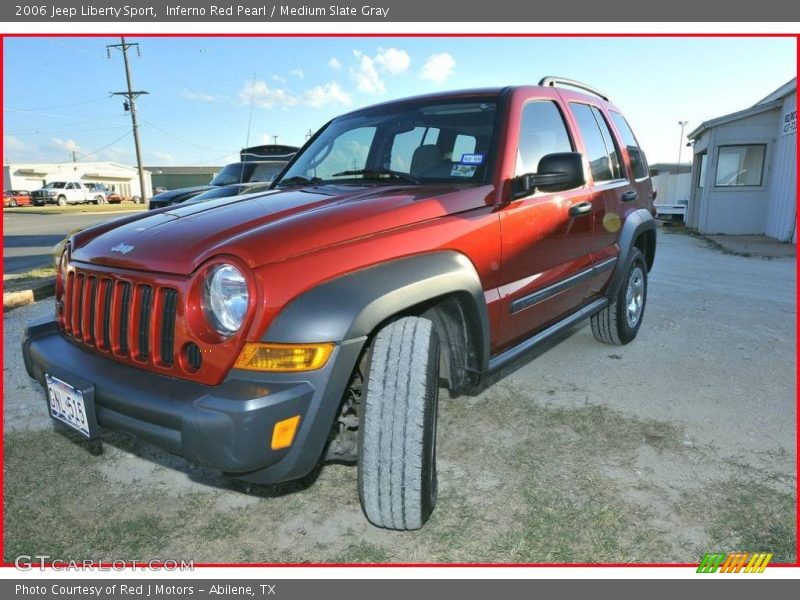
[271,415,301,450]
[234,342,334,372]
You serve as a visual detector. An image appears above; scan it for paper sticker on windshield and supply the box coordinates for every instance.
[451,164,477,177]
[460,153,484,165]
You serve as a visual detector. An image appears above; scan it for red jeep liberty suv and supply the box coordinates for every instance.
[24,77,656,530]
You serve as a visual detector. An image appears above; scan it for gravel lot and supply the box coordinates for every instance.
[3,229,796,563]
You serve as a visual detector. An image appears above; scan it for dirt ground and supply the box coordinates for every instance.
[3,229,796,564]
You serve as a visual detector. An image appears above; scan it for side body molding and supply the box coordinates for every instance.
[264,251,491,370]
[605,208,656,299]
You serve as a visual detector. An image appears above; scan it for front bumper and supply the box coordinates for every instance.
[22,317,364,484]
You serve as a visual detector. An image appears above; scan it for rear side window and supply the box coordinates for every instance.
[570,103,624,183]
[515,100,573,175]
[609,111,648,179]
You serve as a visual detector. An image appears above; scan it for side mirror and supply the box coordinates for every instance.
[511,152,586,200]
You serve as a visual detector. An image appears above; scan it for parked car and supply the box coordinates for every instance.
[148,160,289,210]
[31,181,106,206]
[147,185,213,210]
[3,189,32,207]
[106,190,143,204]
[182,182,273,204]
[23,78,656,530]
[84,183,111,204]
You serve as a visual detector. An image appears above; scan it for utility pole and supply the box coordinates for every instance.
[71,149,77,163]
[677,120,689,174]
[107,37,148,203]
[271,135,279,145]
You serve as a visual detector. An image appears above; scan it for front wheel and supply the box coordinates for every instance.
[56,196,67,206]
[591,247,648,345]
[358,316,440,530]
[9,199,17,207]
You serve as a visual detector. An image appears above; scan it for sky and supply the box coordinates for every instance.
[3,37,796,167]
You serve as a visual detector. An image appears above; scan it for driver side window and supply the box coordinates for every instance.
[516,100,573,176]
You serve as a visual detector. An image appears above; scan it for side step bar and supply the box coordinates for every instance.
[487,297,609,374]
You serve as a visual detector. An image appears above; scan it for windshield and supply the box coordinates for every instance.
[44,182,66,189]
[276,98,499,187]
[211,163,255,186]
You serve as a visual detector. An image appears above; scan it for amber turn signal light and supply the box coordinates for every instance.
[271,415,301,451]
[234,342,335,372]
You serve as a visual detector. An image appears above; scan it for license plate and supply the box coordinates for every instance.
[45,373,91,438]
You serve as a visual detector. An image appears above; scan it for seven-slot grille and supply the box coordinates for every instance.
[59,268,179,368]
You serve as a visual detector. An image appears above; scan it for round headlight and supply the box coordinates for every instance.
[202,264,249,336]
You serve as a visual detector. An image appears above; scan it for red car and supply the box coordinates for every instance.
[23,77,656,530]
[3,189,32,207]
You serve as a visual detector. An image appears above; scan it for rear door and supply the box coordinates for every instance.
[495,91,596,351]
[561,99,637,298]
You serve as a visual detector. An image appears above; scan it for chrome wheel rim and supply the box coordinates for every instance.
[625,266,645,328]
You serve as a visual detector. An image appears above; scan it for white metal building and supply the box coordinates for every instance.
[3,161,151,198]
[685,78,797,243]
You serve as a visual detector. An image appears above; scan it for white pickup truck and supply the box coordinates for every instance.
[31,181,108,206]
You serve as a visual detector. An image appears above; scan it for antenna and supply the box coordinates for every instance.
[242,72,257,185]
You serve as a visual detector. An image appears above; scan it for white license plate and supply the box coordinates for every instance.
[45,374,91,438]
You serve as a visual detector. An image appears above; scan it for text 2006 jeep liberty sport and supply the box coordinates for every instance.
[23,77,656,530]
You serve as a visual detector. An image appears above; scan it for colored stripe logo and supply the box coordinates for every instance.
[697,552,773,573]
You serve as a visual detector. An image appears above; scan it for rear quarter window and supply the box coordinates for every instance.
[609,111,649,180]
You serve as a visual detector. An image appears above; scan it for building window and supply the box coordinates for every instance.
[715,144,766,187]
[697,153,707,188]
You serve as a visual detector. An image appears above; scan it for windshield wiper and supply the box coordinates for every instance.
[275,175,323,188]
[331,169,420,185]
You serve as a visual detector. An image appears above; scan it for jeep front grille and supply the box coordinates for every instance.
[60,268,179,368]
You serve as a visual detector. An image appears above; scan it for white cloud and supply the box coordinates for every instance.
[239,79,351,110]
[150,150,175,163]
[272,74,286,83]
[302,82,352,108]
[419,52,456,83]
[240,80,298,110]
[375,47,410,75]
[349,47,411,95]
[328,57,342,70]
[350,50,384,95]
[290,68,305,80]
[51,137,80,154]
[3,134,25,151]
[182,89,226,102]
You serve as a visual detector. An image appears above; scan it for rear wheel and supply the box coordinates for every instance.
[358,316,440,530]
[591,247,648,345]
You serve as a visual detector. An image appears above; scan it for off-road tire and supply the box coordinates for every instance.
[56,196,67,206]
[358,316,440,530]
[591,247,648,345]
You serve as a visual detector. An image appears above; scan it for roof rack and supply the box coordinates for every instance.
[538,77,610,102]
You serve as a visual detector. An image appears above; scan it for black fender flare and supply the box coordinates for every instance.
[264,251,491,371]
[606,208,656,299]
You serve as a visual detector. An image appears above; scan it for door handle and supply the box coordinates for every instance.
[621,190,638,202]
[569,201,593,217]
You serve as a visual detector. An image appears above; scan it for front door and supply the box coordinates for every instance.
[495,96,596,351]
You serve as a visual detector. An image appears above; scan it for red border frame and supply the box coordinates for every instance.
[0,31,797,570]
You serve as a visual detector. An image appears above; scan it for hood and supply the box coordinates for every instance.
[70,183,493,275]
